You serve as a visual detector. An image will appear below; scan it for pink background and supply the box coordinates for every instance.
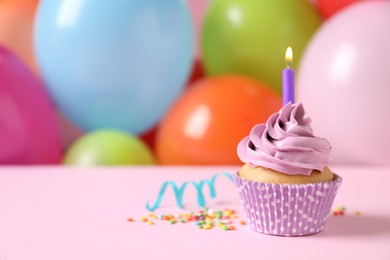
[0,166,389,259]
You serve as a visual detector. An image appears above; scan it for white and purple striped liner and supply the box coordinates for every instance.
[234,173,342,236]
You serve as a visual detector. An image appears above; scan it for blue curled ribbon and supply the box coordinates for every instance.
[145,173,234,211]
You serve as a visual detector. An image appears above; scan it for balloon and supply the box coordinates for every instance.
[0,45,62,164]
[187,0,211,58]
[156,75,282,165]
[0,0,85,148]
[35,0,193,134]
[202,0,321,95]
[0,0,39,76]
[64,130,155,166]
[297,1,390,165]
[317,0,360,19]
[139,58,206,150]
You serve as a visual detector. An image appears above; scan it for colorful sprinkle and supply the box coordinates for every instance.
[228,226,236,230]
[203,224,212,230]
[129,208,244,232]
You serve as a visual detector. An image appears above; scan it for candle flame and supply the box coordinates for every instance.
[285,47,293,64]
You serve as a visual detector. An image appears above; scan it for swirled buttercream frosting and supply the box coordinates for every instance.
[237,102,331,175]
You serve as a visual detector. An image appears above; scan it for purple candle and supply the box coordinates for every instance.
[283,47,294,105]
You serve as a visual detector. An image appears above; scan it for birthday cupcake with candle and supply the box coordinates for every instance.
[233,47,342,236]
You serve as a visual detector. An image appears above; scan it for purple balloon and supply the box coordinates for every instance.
[0,45,62,164]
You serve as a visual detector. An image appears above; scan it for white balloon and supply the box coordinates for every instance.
[297,1,390,165]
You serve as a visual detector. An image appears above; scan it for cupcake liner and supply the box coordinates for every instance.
[234,173,342,236]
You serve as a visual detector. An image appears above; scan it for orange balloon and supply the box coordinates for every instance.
[0,0,39,75]
[156,75,282,165]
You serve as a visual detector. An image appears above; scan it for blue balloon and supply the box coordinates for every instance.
[35,0,193,134]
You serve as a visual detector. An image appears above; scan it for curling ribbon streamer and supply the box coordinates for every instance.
[146,173,234,211]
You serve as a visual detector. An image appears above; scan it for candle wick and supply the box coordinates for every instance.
[287,62,291,69]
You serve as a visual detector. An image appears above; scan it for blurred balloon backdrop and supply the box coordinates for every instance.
[317,0,361,18]
[187,0,210,58]
[202,0,321,95]
[297,1,390,165]
[0,0,39,76]
[0,45,62,164]
[0,0,384,166]
[64,130,155,166]
[35,0,193,134]
[156,75,282,165]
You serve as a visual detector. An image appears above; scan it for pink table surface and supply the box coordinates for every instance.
[0,166,389,260]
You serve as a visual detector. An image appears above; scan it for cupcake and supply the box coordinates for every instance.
[234,102,342,236]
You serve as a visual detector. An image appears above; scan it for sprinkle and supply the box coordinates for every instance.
[355,211,361,216]
[133,207,243,232]
[206,220,214,225]
[203,224,212,230]
[228,226,236,230]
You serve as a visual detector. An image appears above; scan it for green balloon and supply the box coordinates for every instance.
[63,130,155,166]
[202,0,321,95]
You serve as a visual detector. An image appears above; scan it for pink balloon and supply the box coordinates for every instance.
[0,45,62,164]
[187,0,210,58]
[297,1,390,165]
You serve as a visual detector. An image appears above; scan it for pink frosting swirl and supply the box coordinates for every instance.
[237,102,331,175]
